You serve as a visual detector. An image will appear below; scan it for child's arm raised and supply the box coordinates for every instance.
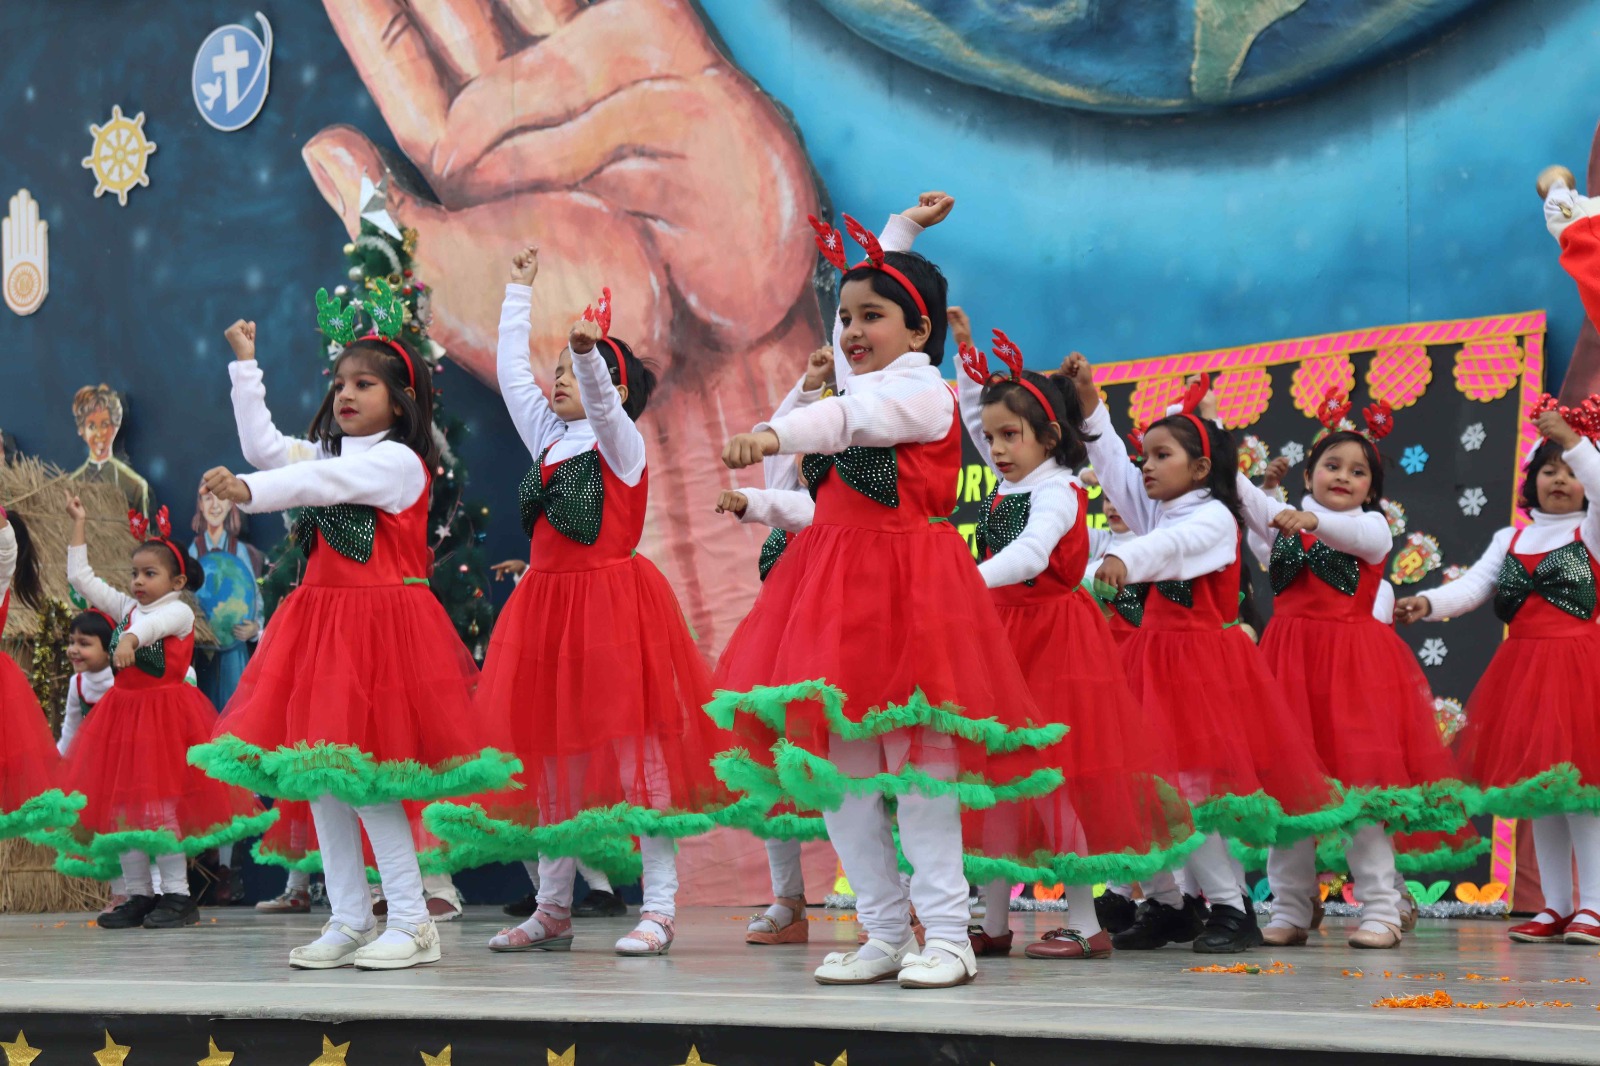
[569,316,646,487]
[0,513,15,603]
[225,320,320,470]
[499,249,567,458]
[202,440,427,516]
[1394,527,1511,624]
[63,493,135,620]
[949,307,997,472]
[1063,353,1162,536]
[1540,411,1600,556]
[978,477,1078,589]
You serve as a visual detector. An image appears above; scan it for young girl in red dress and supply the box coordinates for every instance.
[53,498,269,930]
[711,214,1063,989]
[0,509,81,842]
[952,311,1199,961]
[1235,393,1466,949]
[1063,356,1355,954]
[1398,403,1600,944]
[190,316,516,970]
[421,249,729,958]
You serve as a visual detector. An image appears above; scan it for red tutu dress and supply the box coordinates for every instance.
[708,383,1062,844]
[1258,525,1467,832]
[964,475,1200,885]
[1447,524,1600,816]
[190,460,516,808]
[50,550,269,879]
[0,591,82,840]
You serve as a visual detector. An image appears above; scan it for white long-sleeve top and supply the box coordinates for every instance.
[760,352,954,456]
[495,284,645,486]
[0,524,16,606]
[67,544,193,648]
[736,378,823,533]
[1088,526,1138,572]
[1235,476,1394,567]
[832,213,923,392]
[1080,403,1237,583]
[1419,439,1600,621]
[976,463,1083,589]
[57,666,113,755]
[228,360,427,515]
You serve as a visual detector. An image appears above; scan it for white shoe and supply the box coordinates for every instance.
[813,936,916,985]
[289,921,378,970]
[899,937,978,988]
[353,920,441,970]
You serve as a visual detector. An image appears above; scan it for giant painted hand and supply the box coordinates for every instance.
[304,0,825,651]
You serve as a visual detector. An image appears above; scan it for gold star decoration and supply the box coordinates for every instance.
[198,1038,235,1066]
[815,1055,847,1066]
[420,1047,451,1066]
[310,1036,351,1066]
[1,1032,41,1066]
[94,1031,131,1066]
[547,1047,575,1066]
[674,1049,715,1066]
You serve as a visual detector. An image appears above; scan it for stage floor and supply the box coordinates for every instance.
[2,907,1597,1064]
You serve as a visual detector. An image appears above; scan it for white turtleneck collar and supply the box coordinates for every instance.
[995,460,1076,496]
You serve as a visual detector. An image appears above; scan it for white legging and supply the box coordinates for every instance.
[1532,814,1600,916]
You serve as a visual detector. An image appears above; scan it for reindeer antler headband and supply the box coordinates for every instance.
[808,214,928,319]
[1172,374,1213,460]
[1315,387,1394,448]
[128,506,184,576]
[958,328,1056,423]
[581,287,626,391]
[316,279,417,391]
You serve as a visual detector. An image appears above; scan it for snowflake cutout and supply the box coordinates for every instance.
[1460,423,1486,452]
[1457,487,1487,516]
[1400,445,1429,475]
[1279,441,1305,467]
[1418,638,1448,667]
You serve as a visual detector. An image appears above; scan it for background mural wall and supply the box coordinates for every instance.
[1,0,1597,902]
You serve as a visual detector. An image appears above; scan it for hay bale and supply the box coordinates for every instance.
[0,838,105,914]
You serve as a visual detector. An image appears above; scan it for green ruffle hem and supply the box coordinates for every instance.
[30,809,281,882]
[0,790,85,841]
[186,735,523,807]
[1231,830,1491,877]
[1470,764,1600,820]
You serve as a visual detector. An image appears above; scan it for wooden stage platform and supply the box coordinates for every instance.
[0,907,1594,1064]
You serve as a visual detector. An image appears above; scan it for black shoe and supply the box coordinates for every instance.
[573,889,627,918]
[1095,890,1140,935]
[98,894,159,929]
[503,892,539,918]
[143,893,200,929]
[1192,902,1263,954]
[1111,894,1206,950]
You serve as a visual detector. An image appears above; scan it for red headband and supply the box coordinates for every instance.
[82,607,116,630]
[582,288,626,391]
[359,332,416,391]
[957,328,1056,423]
[129,507,185,578]
[1174,375,1212,460]
[808,214,929,319]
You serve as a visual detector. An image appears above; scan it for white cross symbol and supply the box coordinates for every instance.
[213,34,250,112]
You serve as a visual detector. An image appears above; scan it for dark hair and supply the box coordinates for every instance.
[69,609,114,652]
[1144,414,1244,527]
[594,337,659,421]
[134,539,205,594]
[840,251,949,365]
[979,371,1099,469]
[1304,430,1384,511]
[307,338,441,468]
[7,513,42,610]
[1520,439,1589,513]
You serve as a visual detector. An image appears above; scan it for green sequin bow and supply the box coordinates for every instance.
[292,504,377,564]
[108,619,165,679]
[1108,579,1193,627]
[1494,538,1597,623]
[801,446,899,508]
[758,528,789,582]
[1269,531,1362,597]
[519,446,604,545]
[977,489,1035,587]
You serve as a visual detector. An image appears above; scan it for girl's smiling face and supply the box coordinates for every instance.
[837,277,930,375]
[66,631,109,673]
[1305,439,1375,512]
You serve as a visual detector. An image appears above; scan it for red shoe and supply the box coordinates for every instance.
[1025,928,1113,960]
[967,926,1013,956]
[1564,909,1600,945]
[1508,909,1574,943]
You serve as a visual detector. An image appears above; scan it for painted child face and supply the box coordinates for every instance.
[1305,439,1375,512]
[66,631,110,672]
[1537,456,1587,515]
[129,546,186,605]
[80,408,116,462]
[981,402,1052,483]
[837,277,930,375]
[200,490,232,529]
[1139,425,1210,502]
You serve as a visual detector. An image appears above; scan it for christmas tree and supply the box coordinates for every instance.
[258,187,496,658]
